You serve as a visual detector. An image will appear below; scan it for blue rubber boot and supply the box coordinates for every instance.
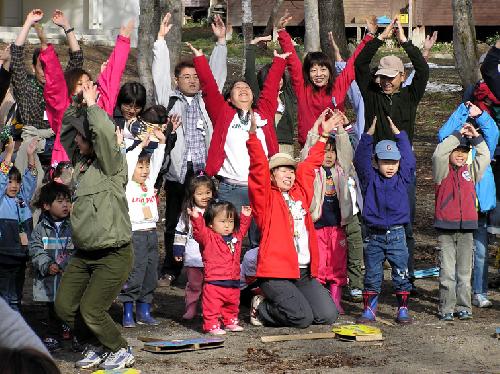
[122,302,136,328]
[356,291,378,324]
[136,302,160,326]
[395,291,413,325]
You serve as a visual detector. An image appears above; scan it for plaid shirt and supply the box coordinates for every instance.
[10,44,83,129]
[179,92,206,180]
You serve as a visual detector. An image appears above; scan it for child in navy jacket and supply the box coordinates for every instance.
[188,201,251,335]
[354,118,416,324]
[0,137,38,310]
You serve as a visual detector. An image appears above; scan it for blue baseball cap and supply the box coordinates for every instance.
[375,140,401,160]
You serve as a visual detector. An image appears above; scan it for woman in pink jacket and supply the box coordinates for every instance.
[40,12,133,167]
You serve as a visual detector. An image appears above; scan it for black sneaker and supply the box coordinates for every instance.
[43,337,62,353]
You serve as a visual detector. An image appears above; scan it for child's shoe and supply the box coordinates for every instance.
[439,313,454,321]
[136,302,160,326]
[356,291,378,323]
[472,293,492,308]
[250,295,265,326]
[225,324,244,332]
[457,310,473,320]
[61,322,72,340]
[42,337,62,353]
[329,284,344,315]
[208,327,227,335]
[122,302,136,328]
[395,291,412,325]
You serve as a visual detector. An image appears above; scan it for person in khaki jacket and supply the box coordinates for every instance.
[432,124,490,322]
[301,109,365,306]
[55,81,134,371]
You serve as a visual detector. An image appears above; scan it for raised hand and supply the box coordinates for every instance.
[26,9,43,25]
[465,101,482,118]
[158,13,172,40]
[100,60,108,73]
[115,128,124,147]
[153,127,166,144]
[211,14,226,42]
[4,137,15,156]
[26,137,39,156]
[273,49,291,59]
[366,15,378,35]
[461,123,479,138]
[367,117,377,136]
[394,18,407,43]
[277,9,292,30]
[251,35,272,45]
[313,108,330,133]
[120,19,135,38]
[52,9,70,29]
[168,113,182,132]
[423,31,438,51]
[187,207,200,219]
[387,116,400,135]
[81,81,98,106]
[378,19,395,41]
[241,206,252,217]
[185,42,203,57]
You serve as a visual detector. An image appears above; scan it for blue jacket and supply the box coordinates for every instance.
[438,103,499,212]
[0,166,36,259]
[354,131,416,229]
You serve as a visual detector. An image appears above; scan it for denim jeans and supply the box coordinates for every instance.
[438,230,473,314]
[472,213,489,295]
[218,181,260,247]
[364,226,411,293]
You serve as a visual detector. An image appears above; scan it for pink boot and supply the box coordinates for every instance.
[329,284,345,315]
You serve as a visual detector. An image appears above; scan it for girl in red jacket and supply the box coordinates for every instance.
[276,11,376,145]
[188,201,252,335]
[247,112,340,328]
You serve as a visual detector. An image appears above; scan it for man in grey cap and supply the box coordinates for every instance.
[355,17,429,293]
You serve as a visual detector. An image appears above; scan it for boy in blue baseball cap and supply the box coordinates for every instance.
[354,116,416,324]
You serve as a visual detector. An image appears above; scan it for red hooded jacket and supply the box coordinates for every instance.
[247,133,325,279]
[191,213,251,281]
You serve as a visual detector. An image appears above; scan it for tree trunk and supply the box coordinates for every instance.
[318,0,348,59]
[452,0,480,88]
[137,0,182,106]
[242,0,254,74]
[263,0,284,36]
[304,0,320,52]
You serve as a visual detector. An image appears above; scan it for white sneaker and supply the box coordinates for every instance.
[250,295,265,326]
[472,294,492,308]
[100,346,135,370]
[75,345,107,369]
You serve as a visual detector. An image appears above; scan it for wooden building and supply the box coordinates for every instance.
[228,0,500,30]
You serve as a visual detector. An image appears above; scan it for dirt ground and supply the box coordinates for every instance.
[5,36,500,373]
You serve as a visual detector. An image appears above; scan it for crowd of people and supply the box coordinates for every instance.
[0,8,499,372]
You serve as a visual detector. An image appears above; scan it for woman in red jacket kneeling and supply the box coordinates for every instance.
[247,111,340,328]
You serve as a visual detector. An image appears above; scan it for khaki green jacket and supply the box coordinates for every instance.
[61,104,131,250]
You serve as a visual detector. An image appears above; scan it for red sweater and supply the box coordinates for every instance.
[247,133,325,279]
[434,164,478,230]
[191,213,252,281]
[278,30,373,145]
[194,55,283,177]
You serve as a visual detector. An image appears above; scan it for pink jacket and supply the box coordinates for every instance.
[41,36,130,166]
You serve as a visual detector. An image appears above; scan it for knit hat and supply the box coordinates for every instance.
[375,56,405,78]
[375,140,401,160]
[269,153,297,170]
